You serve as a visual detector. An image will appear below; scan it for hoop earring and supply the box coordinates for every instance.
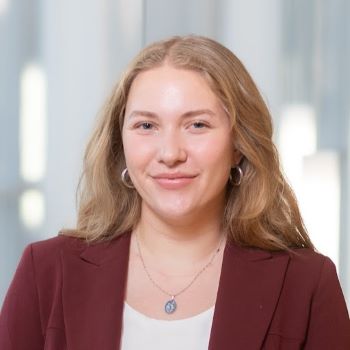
[121,168,134,189]
[229,166,243,186]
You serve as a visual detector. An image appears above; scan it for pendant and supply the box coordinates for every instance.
[164,296,177,314]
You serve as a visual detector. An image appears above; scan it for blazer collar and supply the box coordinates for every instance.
[61,231,290,350]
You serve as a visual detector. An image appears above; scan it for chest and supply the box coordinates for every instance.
[124,247,224,320]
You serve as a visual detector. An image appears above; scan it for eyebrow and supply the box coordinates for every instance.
[127,109,216,120]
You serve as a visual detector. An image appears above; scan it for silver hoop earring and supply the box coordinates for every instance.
[229,166,243,186]
[121,168,134,189]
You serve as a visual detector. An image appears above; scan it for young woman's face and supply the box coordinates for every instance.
[122,64,240,223]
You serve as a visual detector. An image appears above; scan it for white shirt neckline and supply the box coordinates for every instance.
[124,301,215,323]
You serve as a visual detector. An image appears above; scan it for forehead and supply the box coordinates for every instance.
[125,65,221,111]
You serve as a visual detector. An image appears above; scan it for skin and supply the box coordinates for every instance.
[122,64,241,319]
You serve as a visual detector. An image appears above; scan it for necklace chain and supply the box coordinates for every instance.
[135,232,225,299]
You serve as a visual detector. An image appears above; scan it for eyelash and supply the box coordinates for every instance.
[134,121,210,130]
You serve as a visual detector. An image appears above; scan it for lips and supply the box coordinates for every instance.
[153,172,197,179]
[152,173,197,190]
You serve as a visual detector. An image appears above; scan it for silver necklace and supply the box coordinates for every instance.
[135,232,226,314]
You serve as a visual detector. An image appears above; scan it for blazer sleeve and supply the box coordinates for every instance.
[0,244,44,349]
[304,256,350,349]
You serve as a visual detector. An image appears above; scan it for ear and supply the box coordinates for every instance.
[232,148,243,166]
[230,130,243,166]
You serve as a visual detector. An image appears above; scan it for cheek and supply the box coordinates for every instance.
[191,136,233,169]
[122,135,154,170]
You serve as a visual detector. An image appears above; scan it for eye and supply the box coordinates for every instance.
[193,121,206,128]
[136,122,154,130]
[191,121,210,129]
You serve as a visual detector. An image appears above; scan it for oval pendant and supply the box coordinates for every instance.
[164,297,177,314]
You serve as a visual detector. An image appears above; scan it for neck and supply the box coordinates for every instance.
[132,204,226,274]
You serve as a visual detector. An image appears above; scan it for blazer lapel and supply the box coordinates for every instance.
[208,242,290,349]
[61,232,131,350]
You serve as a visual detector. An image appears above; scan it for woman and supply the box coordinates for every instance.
[1,35,349,350]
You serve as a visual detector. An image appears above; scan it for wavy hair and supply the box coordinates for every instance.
[61,35,314,251]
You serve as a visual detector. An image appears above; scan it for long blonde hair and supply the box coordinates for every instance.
[61,35,314,251]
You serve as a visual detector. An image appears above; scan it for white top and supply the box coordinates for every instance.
[120,302,215,350]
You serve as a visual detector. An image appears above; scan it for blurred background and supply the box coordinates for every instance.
[1,0,349,308]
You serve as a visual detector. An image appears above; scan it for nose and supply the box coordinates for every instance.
[156,130,187,166]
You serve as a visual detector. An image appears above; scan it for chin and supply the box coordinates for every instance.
[153,203,203,222]
[141,195,209,222]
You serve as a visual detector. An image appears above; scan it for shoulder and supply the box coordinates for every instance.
[232,243,339,290]
[14,233,128,306]
[272,250,350,346]
[286,247,333,269]
[27,232,130,271]
[270,247,338,287]
[12,235,89,286]
[20,235,85,269]
[232,242,332,274]
[269,248,345,307]
[285,248,336,280]
[30,234,87,259]
[13,235,84,273]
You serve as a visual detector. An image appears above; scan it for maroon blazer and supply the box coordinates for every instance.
[1,231,349,349]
